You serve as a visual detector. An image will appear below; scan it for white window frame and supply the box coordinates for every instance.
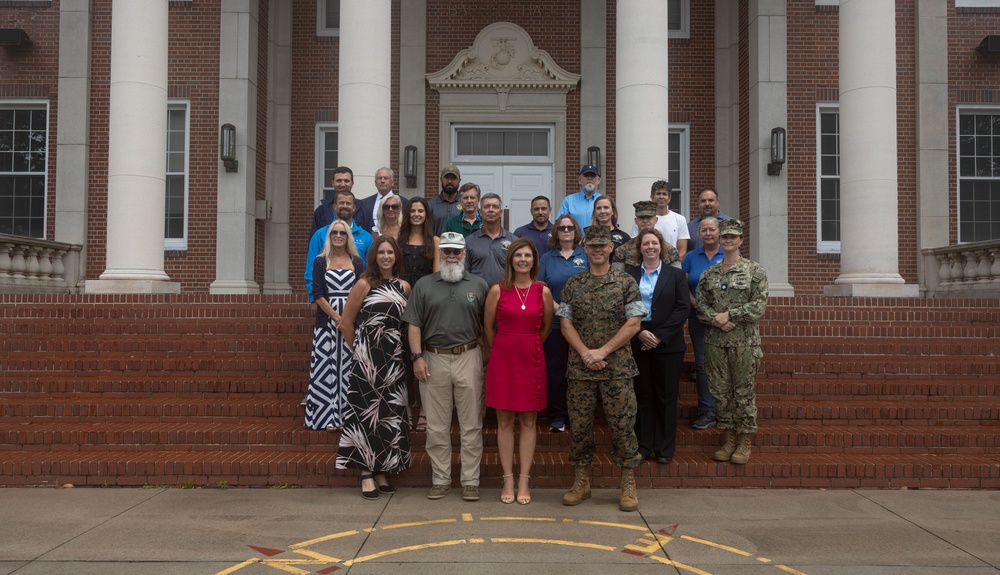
[668,123,690,218]
[316,0,340,37]
[956,1,1000,8]
[451,124,554,165]
[315,123,338,207]
[815,0,838,6]
[668,0,690,40]
[956,105,1000,243]
[164,101,189,251]
[0,100,49,240]
[816,103,840,254]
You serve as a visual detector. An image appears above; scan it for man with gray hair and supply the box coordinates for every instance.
[355,167,407,235]
[464,192,516,287]
[403,232,490,502]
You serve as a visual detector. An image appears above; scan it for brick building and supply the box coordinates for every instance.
[2,0,998,297]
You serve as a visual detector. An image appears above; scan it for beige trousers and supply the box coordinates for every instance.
[421,348,484,487]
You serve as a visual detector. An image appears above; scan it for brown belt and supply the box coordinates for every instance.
[424,342,478,355]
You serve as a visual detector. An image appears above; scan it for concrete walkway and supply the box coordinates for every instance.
[1,486,998,574]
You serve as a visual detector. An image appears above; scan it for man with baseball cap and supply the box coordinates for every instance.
[613,200,680,271]
[403,231,490,502]
[556,164,602,232]
[556,225,646,512]
[430,165,464,235]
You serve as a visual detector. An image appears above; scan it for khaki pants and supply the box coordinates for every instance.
[421,348,484,487]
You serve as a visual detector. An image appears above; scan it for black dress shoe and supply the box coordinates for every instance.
[360,474,379,500]
[655,456,672,464]
[374,473,396,494]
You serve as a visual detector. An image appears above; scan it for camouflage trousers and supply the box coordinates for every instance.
[567,377,642,468]
[705,345,762,433]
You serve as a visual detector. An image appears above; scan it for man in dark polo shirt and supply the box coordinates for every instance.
[464,192,516,287]
[403,232,490,502]
[514,195,554,256]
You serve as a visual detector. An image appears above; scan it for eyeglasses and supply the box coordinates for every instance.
[329,230,348,237]
[383,204,400,211]
[441,248,463,256]
[557,225,575,232]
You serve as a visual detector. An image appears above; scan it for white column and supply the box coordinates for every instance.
[826,0,918,297]
[55,0,92,291]
[747,0,793,297]
[211,0,260,294]
[338,0,392,193]
[715,0,740,215]
[580,0,607,204]
[263,1,292,294]
[615,0,669,224]
[87,0,178,294]
[399,0,427,196]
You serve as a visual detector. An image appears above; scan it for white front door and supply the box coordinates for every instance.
[458,165,552,231]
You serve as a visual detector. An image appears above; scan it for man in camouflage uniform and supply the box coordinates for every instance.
[695,219,768,465]
[556,225,647,512]
[612,201,680,271]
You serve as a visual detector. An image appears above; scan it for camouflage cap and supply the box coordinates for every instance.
[633,200,657,218]
[719,218,744,236]
[583,225,612,245]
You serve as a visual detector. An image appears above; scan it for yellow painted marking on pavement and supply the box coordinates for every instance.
[681,534,753,556]
[289,530,359,549]
[757,557,772,563]
[259,560,312,575]
[577,520,648,532]
[492,538,615,551]
[480,516,556,522]
[625,533,673,553]
[342,539,467,566]
[382,518,457,530]
[776,565,809,575]
[363,527,376,532]
[470,538,484,543]
[214,558,260,575]
[562,518,575,523]
[648,555,715,575]
[292,548,340,562]
[462,513,473,521]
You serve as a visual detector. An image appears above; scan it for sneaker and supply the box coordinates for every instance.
[549,418,566,433]
[462,485,480,501]
[427,485,451,500]
[692,414,717,430]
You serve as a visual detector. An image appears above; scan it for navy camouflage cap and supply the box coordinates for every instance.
[719,219,744,236]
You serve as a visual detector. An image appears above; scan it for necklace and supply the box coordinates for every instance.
[513,284,530,310]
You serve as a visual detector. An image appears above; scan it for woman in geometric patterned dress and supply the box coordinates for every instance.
[336,236,412,499]
[306,219,365,431]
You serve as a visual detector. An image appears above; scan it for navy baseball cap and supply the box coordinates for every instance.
[579,164,600,177]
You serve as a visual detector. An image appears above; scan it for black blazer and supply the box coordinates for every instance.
[355,193,409,235]
[628,263,691,354]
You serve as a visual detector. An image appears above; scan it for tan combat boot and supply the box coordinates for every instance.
[562,466,592,506]
[619,468,638,512]
[729,433,753,465]
[713,429,739,462]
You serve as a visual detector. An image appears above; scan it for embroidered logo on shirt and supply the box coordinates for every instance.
[466,292,477,303]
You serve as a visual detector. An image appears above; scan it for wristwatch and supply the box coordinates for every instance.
[410,352,423,361]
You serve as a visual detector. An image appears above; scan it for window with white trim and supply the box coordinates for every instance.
[164,102,189,250]
[668,124,690,217]
[0,103,48,239]
[817,105,840,253]
[668,0,690,40]
[316,124,339,205]
[317,0,341,37]
[958,108,1000,243]
[956,1,1000,8]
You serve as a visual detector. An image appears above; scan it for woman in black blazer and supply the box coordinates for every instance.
[627,229,691,464]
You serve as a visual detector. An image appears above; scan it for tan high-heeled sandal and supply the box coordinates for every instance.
[517,474,531,505]
[500,474,515,504]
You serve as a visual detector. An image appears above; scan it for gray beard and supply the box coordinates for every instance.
[440,261,464,283]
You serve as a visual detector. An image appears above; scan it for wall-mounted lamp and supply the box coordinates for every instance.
[403,145,418,188]
[587,146,601,175]
[768,127,786,176]
[219,123,238,173]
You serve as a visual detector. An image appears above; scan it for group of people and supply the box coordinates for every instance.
[303,163,769,511]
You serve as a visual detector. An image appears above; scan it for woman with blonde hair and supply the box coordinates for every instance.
[377,195,404,240]
[590,195,630,249]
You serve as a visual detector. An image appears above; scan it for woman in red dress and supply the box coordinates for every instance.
[484,237,554,505]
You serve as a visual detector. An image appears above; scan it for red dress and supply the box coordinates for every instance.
[486,282,547,411]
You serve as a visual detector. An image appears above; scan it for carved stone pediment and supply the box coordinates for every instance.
[427,22,581,94]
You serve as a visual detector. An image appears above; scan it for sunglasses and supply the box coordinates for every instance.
[441,248,463,256]
[557,225,576,232]
[382,204,400,211]
[329,230,348,237]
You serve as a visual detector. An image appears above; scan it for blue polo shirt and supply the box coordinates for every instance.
[538,246,589,305]
[556,190,601,231]
[514,221,553,256]
[304,220,373,301]
[682,246,724,297]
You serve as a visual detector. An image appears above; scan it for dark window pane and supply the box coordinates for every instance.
[0,110,12,130]
[31,109,46,130]
[960,135,975,156]
[821,156,838,175]
[325,0,340,28]
[667,0,681,30]
[456,131,471,156]
[14,110,31,131]
[0,154,10,172]
[821,112,838,134]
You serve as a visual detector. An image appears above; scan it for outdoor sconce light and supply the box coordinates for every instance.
[219,123,238,173]
[404,145,418,188]
[768,127,786,176]
[587,146,601,174]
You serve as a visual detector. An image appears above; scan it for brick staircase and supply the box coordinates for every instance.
[1,294,997,489]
